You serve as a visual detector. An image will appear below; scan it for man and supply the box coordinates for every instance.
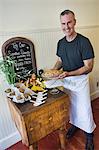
[53,10,96,150]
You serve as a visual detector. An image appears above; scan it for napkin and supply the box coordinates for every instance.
[44,79,63,89]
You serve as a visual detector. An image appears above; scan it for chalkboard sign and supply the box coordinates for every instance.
[2,37,37,81]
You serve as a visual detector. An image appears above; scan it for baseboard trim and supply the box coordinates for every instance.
[0,131,21,150]
[91,90,99,100]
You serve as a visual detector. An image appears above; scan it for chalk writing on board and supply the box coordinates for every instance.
[2,37,37,81]
[6,41,34,78]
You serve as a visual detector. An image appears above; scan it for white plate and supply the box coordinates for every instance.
[12,96,25,103]
[7,92,15,98]
[24,88,37,96]
[24,95,31,101]
[33,101,45,106]
[30,100,45,106]
[50,88,60,95]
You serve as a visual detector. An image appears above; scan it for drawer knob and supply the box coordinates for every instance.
[49,117,52,121]
[30,127,34,131]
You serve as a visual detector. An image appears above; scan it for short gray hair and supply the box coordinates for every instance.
[60,10,75,16]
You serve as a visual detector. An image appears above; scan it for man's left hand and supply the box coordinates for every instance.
[58,71,69,79]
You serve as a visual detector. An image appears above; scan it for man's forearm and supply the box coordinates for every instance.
[68,65,93,76]
[59,65,93,79]
[53,60,62,70]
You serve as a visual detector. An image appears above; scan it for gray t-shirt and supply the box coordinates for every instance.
[56,33,94,71]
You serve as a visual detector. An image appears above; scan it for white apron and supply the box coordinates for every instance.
[44,74,96,133]
[63,74,96,133]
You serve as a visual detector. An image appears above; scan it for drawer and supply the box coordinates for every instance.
[24,96,69,145]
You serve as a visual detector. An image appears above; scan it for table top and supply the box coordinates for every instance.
[8,89,68,116]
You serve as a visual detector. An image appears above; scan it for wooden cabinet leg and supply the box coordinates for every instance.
[29,142,38,150]
[58,127,66,150]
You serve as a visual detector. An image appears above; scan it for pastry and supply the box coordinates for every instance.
[9,91,15,96]
[24,93,29,99]
[5,88,12,93]
[42,69,62,79]
[19,88,25,93]
[16,95,24,100]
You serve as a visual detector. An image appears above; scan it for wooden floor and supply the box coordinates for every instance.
[6,98,99,150]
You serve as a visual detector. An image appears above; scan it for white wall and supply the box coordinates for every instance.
[0,0,99,149]
[0,0,99,32]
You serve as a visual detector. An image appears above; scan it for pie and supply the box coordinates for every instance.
[42,69,62,79]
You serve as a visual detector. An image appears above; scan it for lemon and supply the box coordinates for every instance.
[31,85,44,92]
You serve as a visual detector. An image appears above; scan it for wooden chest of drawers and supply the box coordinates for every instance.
[8,90,69,150]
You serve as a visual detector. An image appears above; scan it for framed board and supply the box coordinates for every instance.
[2,37,37,81]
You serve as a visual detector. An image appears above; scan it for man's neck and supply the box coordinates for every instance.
[66,32,77,42]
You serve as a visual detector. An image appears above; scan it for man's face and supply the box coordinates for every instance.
[60,13,76,37]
